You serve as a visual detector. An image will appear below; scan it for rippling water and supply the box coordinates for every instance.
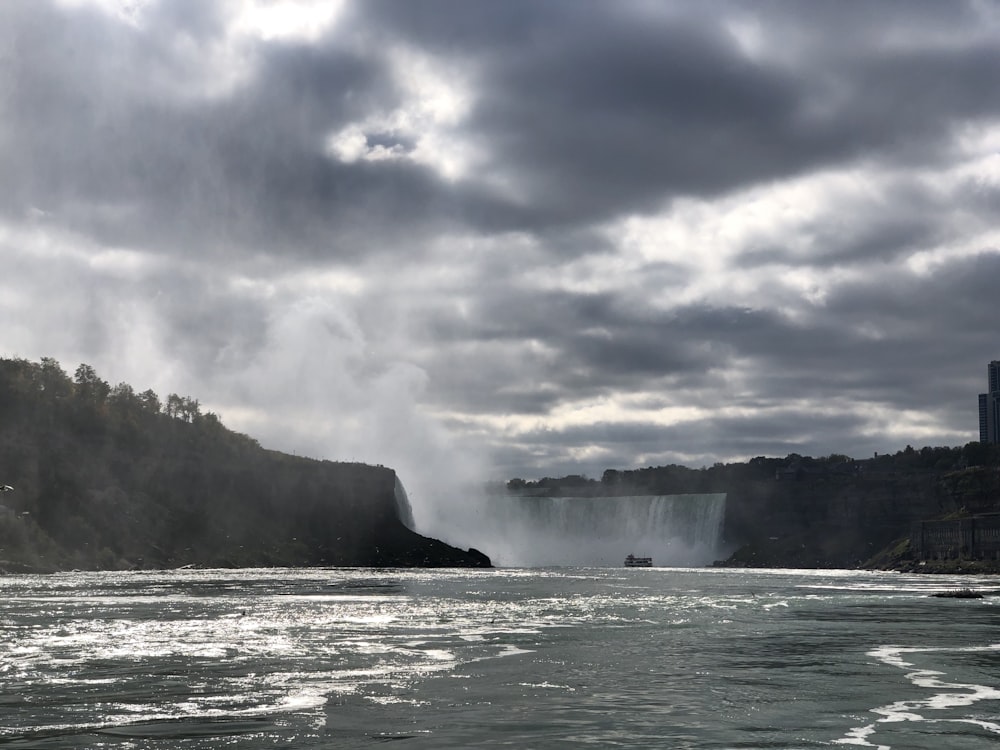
[2,567,999,748]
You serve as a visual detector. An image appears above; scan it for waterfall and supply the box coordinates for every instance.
[393,476,416,530]
[483,493,727,567]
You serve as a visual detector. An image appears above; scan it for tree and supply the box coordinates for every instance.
[196,411,223,430]
[179,397,201,422]
[963,440,991,468]
[164,393,201,422]
[39,357,72,396]
[165,393,183,418]
[138,389,161,414]
[74,364,110,404]
[110,382,135,404]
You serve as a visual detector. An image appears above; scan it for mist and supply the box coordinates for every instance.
[191,294,503,558]
[412,491,728,568]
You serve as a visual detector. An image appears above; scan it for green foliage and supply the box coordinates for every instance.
[510,443,990,498]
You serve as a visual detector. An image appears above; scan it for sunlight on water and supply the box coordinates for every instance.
[1,567,999,748]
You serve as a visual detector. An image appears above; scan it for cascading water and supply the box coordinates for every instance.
[393,475,416,530]
[480,493,727,567]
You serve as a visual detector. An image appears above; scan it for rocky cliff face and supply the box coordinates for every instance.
[719,469,996,568]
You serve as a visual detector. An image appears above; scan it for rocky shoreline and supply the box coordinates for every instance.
[873,559,1000,575]
[711,557,1000,575]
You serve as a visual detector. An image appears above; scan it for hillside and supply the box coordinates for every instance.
[0,357,490,572]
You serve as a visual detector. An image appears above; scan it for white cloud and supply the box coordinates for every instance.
[233,0,345,43]
[323,125,369,163]
[322,43,480,180]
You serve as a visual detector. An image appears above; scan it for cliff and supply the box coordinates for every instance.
[719,463,1000,569]
[717,472,944,567]
[0,357,490,572]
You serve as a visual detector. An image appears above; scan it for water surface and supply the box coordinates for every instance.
[1,567,998,748]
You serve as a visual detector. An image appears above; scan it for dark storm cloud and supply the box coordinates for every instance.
[361,0,811,225]
[415,286,730,415]
[819,250,1000,400]
[420,277,901,413]
[6,0,999,252]
[353,0,1000,230]
[472,27,800,222]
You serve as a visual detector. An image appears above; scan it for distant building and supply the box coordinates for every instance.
[979,361,1000,444]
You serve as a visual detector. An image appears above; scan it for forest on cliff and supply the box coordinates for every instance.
[0,356,489,573]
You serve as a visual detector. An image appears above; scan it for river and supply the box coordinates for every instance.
[2,566,998,748]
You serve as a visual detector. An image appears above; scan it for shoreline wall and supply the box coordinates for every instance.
[910,516,1000,561]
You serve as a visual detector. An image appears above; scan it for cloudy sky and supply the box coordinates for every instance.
[3,1,1000,498]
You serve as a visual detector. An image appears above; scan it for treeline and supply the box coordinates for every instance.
[0,356,489,572]
[1,356,237,435]
[507,442,1000,496]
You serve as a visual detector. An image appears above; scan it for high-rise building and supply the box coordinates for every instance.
[990,361,1000,395]
[981,393,991,443]
[979,361,1000,444]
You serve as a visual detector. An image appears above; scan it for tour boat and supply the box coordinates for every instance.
[624,554,652,567]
